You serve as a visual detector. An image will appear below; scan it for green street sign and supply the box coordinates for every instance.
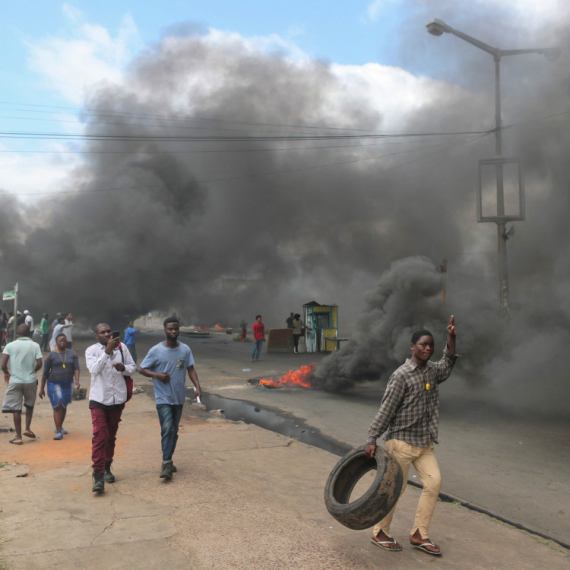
[3,291,15,301]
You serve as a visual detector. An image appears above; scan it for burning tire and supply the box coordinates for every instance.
[324,445,403,530]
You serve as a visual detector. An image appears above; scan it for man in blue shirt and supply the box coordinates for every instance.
[123,321,139,363]
[140,317,202,480]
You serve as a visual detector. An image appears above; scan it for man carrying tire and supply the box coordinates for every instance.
[364,316,457,556]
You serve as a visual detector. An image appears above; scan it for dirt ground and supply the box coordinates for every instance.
[1,335,570,569]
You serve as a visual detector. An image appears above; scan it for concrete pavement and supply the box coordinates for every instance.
[1,337,570,569]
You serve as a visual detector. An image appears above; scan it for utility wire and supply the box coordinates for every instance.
[7,132,490,197]
[0,100,480,134]
[0,136,474,155]
[0,128,493,142]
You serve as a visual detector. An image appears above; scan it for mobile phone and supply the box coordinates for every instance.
[112,331,120,339]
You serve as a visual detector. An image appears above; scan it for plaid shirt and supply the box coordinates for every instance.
[367,346,457,448]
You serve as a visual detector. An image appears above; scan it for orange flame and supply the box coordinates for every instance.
[259,365,315,389]
[215,324,225,330]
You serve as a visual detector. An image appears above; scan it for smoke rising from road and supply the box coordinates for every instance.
[1,6,570,414]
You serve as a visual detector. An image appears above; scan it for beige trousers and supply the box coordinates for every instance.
[372,439,441,539]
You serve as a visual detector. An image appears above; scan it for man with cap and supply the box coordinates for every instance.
[24,311,34,335]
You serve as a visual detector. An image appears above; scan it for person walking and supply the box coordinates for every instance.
[140,317,202,480]
[64,312,75,349]
[123,321,139,364]
[0,312,7,348]
[364,316,457,556]
[291,313,304,353]
[7,312,15,341]
[51,312,62,330]
[251,315,265,362]
[40,313,50,352]
[1,324,43,445]
[86,323,136,492]
[39,333,80,440]
[23,310,34,335]
[286,312,294,328]
[50,316,73,351]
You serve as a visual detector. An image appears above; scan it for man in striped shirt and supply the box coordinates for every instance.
[365,316,457,556]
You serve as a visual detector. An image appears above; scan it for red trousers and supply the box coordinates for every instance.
[90,405,124,474]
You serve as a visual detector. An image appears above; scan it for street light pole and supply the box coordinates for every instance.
[426,18,559,317]
[493,55,509,315]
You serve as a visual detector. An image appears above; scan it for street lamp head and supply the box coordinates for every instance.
[426,18,449,37]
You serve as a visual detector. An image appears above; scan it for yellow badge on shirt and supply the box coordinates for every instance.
[425,383,430,390]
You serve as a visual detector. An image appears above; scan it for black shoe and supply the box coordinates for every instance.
[92,472,105,493]
[104,462,115,483]
[160,462,173,480]
[171,464,177,473]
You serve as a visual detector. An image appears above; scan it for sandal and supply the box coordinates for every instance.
[409,538,441,556]
[371,536,402,551]
[9,438,23,445]
[23,430,36,439]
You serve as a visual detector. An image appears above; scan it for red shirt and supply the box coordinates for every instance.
[252,322,265,341]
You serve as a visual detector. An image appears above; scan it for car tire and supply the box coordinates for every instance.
[324,445,403,530]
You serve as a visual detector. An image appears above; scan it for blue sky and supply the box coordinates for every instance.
[0,0,565,198]
[1,0,405,106]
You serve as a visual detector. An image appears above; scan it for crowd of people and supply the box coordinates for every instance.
[2,306,458,557]
[0,310,76,351]
[1,315,202,493]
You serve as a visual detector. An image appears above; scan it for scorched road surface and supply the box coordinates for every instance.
[137,331,569,545]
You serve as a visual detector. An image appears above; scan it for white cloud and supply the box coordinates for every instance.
[12,10,473,201]
[0,144,82,203]
[365,0,401,23]
[330,62,465,131]
[26,5,141,104]
[479,0,567,21]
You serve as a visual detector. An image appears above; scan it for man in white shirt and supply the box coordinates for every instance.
[86,323,136,493]
[23,311,34,335]
[64,312,74,348]
[50,316,74,351]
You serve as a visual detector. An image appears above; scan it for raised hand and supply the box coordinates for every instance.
[447,315,456,338]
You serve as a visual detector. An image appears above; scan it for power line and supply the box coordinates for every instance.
[6,132,490,197]
[0,128,493,142]
[0,136,475,155]
[0,100,484,134]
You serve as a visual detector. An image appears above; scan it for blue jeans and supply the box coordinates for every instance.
[251,339,263,360]
[156,404,184,462]
[126,344,137,364]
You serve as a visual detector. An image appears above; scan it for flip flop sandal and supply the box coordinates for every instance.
[410,539,441,556]
[371,537,402,551]
[9,438,23,445]
[23,431,36,439]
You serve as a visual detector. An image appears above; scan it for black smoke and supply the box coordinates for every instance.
[0,6,569,415]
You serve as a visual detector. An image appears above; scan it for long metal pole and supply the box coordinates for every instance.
[494,57,509,317]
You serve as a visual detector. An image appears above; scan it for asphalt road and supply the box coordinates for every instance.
[85,330,570,545]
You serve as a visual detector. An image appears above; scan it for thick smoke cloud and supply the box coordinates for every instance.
[313,256,500,388]
[0,29,473,326]
[0,5,569,416]
[313,4,570,415]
